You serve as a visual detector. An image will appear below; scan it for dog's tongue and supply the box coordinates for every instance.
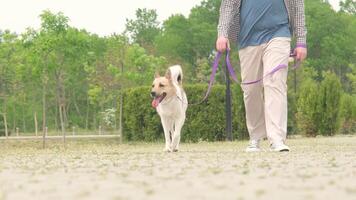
[152,98,160,108]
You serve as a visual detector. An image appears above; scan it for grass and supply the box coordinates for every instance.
[0,135,356,200]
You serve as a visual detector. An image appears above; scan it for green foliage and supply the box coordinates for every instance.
[318,72,343,136]
[122,87,161,141]
[0,0,355,138]
[305,0,356,84]
[0,115,4,136]
[296,78,320,137]
[296,72,345,136]
[340,0,356,15]
[188,0,220,58]
[100,108,117,130]
[155,14,194,63]
[339,93,356,134]
[346,64,356,93]
[154,0,220,66]
[125,8,161,49]
[40,10,69,34]
[122,84,247,142]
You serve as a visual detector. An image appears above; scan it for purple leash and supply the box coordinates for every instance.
[191,49,300,105]
[190,50,222,105]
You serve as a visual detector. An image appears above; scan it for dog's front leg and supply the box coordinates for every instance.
[161,117,173,152]
[171,117,185,152]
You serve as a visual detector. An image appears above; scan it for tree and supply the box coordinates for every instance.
[155,14,194,64]
[305,0,356,83]
[0,30,20,137]
[125,8,161,51]
[340,0,356,15]
[188,0,220,58]
[34,11,92,140]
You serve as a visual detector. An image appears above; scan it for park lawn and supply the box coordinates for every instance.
[0,135,356,200]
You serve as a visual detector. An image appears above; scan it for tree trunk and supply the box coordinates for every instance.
[42,70,48,148]
[85,97,90,130]
[119,93,123,143]
[42,87,46,129]
[22,104,26,133]
[55,102,59,131]
[34,112,38,136]
[59,104,66,146]
[12,104,16,133]
[119,54,125,142]
[63,104,68,129]
[3,113,8,138]
[56,70,66,147]
[73,92,82,116]
[93,110,97,131]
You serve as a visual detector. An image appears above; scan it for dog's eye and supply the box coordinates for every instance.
[159,83,165,88]
[152,84,154,88]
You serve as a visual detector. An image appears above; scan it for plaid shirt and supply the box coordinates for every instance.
[218,0,307,46]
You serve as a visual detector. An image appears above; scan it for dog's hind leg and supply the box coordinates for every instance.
[171,117,185,152]
[161,117,173,152]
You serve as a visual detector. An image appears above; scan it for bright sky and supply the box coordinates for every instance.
[0,0,341,36]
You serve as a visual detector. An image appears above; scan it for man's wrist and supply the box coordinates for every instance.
[296,43,307,48]
[296,37,307,48]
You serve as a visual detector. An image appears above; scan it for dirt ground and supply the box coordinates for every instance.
[0,136,355,200]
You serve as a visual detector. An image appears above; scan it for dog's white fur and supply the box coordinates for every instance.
[151,65,187,152]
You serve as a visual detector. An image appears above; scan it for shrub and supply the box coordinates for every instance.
[296,78,320,137]
[339,93,356,134]
[318,72,343,136]
[122,86,162,141]
[122,84,248,142]
[122,73,347,141]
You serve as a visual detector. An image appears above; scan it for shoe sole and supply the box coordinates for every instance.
[279,149,289,152]
[245,148,262,152]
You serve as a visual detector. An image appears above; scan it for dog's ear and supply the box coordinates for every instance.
[165,69,172,81]
[155,71,160,78]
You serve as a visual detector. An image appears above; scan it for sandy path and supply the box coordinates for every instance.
[0,136,355,200]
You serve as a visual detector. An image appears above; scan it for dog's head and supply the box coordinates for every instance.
[151,70,175,108]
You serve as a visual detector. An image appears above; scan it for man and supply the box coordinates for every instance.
[216,0,307,152]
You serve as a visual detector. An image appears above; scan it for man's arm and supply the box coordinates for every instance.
[294,0,307,61]
[294,0,307,45]
[216,0,237,52]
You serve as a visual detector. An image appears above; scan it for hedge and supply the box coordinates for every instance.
[122,76,354,142]
[122,84,248,142]
[339,93,356,134]
[295,72,353,136]
[296,78,320,137]
[318,72,343,136]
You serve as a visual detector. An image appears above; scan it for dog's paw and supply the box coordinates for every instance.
[172,149,179,153]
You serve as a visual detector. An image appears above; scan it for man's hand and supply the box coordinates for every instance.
[294,47,307,61]
[216,37,230,52]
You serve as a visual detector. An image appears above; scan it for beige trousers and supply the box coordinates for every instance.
[238,37,291,144]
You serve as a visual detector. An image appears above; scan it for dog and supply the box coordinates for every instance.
[151,65,188,152]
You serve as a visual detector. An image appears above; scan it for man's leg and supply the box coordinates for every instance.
[262,37,291,147]
[239,45,267,142]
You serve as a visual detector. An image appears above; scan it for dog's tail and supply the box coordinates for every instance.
[168,65,185,101]
[169,65,183,86]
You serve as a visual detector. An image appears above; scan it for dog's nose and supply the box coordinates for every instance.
[151,92,156,97]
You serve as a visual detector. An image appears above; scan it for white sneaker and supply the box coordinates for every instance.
[270,143,290,152]
[245,140,261,152]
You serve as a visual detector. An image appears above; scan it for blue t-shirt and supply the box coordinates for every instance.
[239,0,291,49]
